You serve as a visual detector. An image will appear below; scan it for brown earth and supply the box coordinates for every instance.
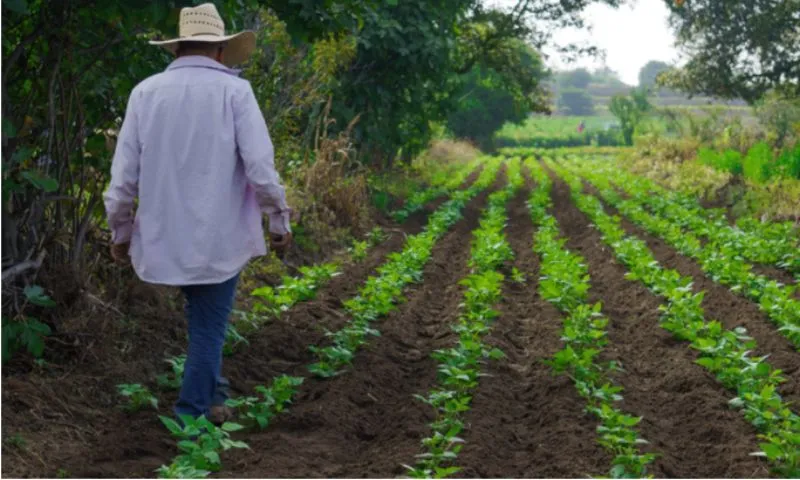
[2,161,790,478]
[457,176,612,478]
[546,167,769,478]
[218,166,503,478]
[0,169,480,479]
[581,181,800,407]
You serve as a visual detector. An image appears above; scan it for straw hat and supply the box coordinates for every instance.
[149,3,256,67]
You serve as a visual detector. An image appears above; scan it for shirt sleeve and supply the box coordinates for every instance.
[103,90,141,245]
[233,82,292,235]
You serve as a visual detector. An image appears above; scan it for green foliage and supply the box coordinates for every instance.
[526,159,655,478]
[225,375,303,429]
[408,157,520,478]
[2,285,56,363]
[309,158,503,377]
[558,88,595,116]
[157,415,248,477]
[743,142,772,183]
[551,157,800,477]
[156,355,186,391]
[661,0,800,102]
[638,60,671,89]
[117,384,158,412]
[447,43,549,148]
[557,68,593,89]
[697,147,743,176]
[495,115,623,149]
[609,88,651,145]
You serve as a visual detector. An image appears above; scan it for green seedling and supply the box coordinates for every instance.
[117,383,158,412]
[157,355,186,391]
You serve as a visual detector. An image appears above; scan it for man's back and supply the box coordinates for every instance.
[104,56,290,286]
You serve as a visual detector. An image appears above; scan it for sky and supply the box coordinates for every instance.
[487,0,681,86]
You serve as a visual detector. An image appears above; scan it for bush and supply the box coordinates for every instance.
[697,147,743,175]
[775,145,800,179]
[558,89,595,116]
[743,141,772,183]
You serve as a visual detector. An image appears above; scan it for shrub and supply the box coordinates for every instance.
[743,141,772,183]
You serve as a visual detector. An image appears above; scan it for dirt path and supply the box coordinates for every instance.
[456,175,612,477]
[548,169,768,478]
[582,182,800,407]
[220,171,503,478]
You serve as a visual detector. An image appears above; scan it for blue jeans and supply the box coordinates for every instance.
[175,273,239,420]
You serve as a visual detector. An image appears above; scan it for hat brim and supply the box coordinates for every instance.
[149,31,256,67]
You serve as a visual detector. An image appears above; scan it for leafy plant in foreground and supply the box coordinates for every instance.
[117,383,158,412]
[158,415,248,477]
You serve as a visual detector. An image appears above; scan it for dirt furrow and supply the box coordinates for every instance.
[39,175,482,479]
[457,177,611,478]
[548,169,768,478]
[581,182,800,407]
[222,172,503,478]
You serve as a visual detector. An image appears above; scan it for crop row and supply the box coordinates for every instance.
[549,159,800,477]
[406,157,522,479]
[152,159,503,478]
[573,156,799,276]
[392,157,482,222]
[526,158,656,478]
[561,159,800,349]
[308,156,504,377]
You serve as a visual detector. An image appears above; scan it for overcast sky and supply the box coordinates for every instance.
[486,0,681,85]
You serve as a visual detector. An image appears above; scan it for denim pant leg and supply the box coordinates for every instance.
[174,273,239,419]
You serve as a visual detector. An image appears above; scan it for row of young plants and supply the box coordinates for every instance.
[562,159,800,349]
[405,156,522,479]
[392,158,483,222]
[117,231,384,413]
[525,158,656,478]
[574,156,799,276]
[308,156,504,377]
[152,163,503,478]
[549,160,800,477]
[156,373,305,478]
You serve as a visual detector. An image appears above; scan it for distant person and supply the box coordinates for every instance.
[577,120,586,133]
[104,3,293,425]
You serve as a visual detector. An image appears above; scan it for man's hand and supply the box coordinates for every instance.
[270,233,292,256]
[110,242,131,265]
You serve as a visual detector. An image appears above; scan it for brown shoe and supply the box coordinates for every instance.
[209,404,235,426]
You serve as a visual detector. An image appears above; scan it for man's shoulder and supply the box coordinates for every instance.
[132,67,251,96]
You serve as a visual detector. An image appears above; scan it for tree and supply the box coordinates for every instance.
[448,42,549,148]
[638,60,670,88]
[558,88,595,115]
[661,0,800,102]
[609,88,651,145]
[559,68,593,89]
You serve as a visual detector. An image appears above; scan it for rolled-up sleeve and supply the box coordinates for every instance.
[103,91,141,244]
[233,82,291,235]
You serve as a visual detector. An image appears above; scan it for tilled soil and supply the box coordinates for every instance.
[581,181,800,407]
[1,170,479,479]
[221,169,504,478]
[457,177,612,477]
[547,170,768,478]
[3,162,788,478]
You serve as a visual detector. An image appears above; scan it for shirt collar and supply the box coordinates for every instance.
[166,56,241,76]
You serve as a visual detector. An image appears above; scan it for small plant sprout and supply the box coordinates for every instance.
[117,383,158,412]
[157,355,186,391]
[350,240,369,262]
[510,267,526,284]
[158,415,248,475]
[367,226,387,246]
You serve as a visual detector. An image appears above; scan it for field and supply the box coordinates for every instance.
[3,149,799,479]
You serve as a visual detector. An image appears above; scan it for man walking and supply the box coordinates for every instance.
[103,3,292,424]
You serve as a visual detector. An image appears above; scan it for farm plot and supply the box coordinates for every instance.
[5,154,799,479]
